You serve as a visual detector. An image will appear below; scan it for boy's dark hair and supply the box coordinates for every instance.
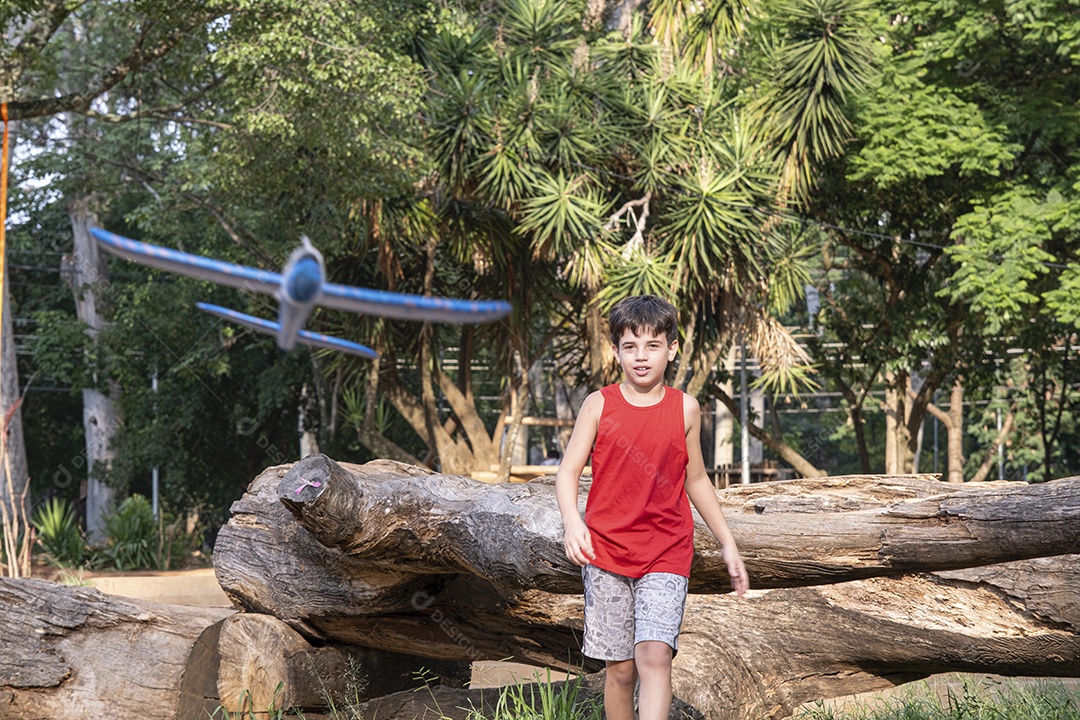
[608,295,679,345]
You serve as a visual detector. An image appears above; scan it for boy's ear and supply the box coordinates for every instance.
[667,340,679,361]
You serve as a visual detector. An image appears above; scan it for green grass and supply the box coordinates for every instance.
[466,669,602,720]
[795,677,1080,720]
[206,666,601,720]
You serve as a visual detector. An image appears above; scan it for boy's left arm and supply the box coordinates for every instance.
[683,393,750,596]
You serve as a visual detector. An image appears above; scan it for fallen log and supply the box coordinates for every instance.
[0,577,233,719]
[674,556,1080,719]
[177,613,472,717]
[271,455,1080,592]
[211,456,1080,718]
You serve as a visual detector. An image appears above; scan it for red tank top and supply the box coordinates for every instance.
[584,384,694,578]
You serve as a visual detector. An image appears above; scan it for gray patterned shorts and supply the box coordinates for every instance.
[581,564,689,661]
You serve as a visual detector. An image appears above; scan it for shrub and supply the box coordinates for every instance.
[31,497,86,567]
[99,494,158,570]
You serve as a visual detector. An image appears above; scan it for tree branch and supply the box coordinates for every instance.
[3,2,76,90]
[713,385,825,477]
[7,10,223,120]
[603,191,652,258]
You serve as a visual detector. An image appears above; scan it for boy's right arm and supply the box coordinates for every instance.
[554,391,603,567]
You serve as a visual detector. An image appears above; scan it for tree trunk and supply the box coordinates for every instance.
[298,382,319,459]
[673,558,1080,719]
[585,294,618,391]
[0,271,30,577]
[553,376,576,452]
[919,381,965,484]
[207,613,469,715]
[262,456,1080,596]
[883,370,913,474]
[947,382,964,483]
[212,456,1080,719]
[356,357,424,467]
[12,459,1068,720]
[0,577,233,719]
[65,198,121,544]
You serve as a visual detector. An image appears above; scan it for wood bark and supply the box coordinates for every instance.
[673,557,1080,719]
[260,456,1080,595]
[0,577,233,719]
[212,456,1080,718]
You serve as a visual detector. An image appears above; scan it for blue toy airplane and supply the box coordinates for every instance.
[90,228,511,359]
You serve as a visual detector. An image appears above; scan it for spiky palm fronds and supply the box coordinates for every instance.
[650,0,757,76]
[763,221,820,316]
[596,247,680,310]
[660,159,767,288]
[517,169,612,259]
[750,0,878,200]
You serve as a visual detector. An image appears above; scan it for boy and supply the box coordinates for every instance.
[555,294,749,720]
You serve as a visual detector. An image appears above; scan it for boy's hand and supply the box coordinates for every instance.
[562,518,596,567]
[724,543,749,597]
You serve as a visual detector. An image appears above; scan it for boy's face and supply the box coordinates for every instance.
[612,328,678,389]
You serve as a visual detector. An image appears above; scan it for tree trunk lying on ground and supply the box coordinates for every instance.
[210,455,1080,719]
[0,577,234,719]
[264,456,1080,593]
[674,556,1080,719]
[0,575,474,720]
[179,612,472,718]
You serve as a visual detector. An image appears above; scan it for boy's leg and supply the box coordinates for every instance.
[604,658,638,720]
[582,565,638,720]
[630,573,688,720]
[634,641,673,720]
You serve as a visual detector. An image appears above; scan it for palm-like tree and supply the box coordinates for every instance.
[349,0,880,476]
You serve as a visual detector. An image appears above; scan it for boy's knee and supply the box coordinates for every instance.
[634,641,673,674]
[606,659,637,688]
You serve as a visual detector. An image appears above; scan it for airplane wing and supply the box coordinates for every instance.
[319,282,511,324]
[196,303,379,359]
[91,228,282,297]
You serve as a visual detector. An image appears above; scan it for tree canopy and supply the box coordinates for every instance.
[3,0,1079,538]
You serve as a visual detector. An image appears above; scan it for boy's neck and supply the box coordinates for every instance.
[618,380,667,406]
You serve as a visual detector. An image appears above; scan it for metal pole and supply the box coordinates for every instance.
[152,369,159,518]
[933,391,939,473]
[740,342,750,485]
[997,408,1005,480]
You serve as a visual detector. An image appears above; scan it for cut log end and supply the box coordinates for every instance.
[217,613,311,713]
[278,454,338,512]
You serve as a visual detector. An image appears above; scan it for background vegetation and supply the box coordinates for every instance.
[2,0,1079,559]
